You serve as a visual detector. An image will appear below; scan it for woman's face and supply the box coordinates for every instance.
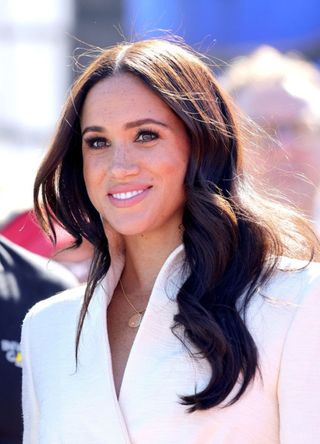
[81,73,190,239]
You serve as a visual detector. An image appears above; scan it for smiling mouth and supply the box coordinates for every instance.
[111,190,145,200]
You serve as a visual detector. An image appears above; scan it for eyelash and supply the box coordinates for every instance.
[84,137,110,149]
[136,128,159,143]
[84,128,159,149]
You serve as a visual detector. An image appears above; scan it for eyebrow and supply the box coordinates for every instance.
[81,118,169,137]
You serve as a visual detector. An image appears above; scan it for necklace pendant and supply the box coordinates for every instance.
[128,312,143,328]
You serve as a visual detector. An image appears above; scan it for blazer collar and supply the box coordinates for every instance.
[88,243,186,320]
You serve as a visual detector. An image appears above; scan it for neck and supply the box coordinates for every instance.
[121,230,183,295]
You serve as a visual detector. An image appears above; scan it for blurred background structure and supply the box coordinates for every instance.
[0,0,74,225]
[1,0,320,227]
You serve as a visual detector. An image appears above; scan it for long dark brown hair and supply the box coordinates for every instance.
[34,38,319,412]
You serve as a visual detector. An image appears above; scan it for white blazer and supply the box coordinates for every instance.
[21,245,320,443]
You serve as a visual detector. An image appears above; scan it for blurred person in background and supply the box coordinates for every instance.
[0,161,89,443]
[0,148,93,282]
[0,209,93,283]
[221,46,320,222]
[0,235,77,444]
[0,148,94,284]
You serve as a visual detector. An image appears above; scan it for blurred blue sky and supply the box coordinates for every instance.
[124,0,320,60]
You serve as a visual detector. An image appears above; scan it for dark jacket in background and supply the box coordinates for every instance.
[0,235,77,444]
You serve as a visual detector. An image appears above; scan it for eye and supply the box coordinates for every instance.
[136,129,159,143]
[84,137,110,149]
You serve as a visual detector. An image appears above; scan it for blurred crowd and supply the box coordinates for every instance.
[221,45,320,227]
[1,43,320,443]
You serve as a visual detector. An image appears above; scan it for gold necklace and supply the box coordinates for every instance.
[119,279,146,328]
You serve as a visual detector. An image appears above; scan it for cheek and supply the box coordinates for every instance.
[83,155,104,185]
[82,156,106,206]
[160,154,188,198]
[82,160,89,187]
[163,154,187,179]
[82,163,94,197]
[168,141,190,177]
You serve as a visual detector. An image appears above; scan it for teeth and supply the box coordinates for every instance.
[112,190,144,200]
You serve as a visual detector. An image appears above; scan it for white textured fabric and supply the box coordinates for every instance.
[21,245,320,443]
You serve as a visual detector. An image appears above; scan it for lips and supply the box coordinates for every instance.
[107,185,152,207]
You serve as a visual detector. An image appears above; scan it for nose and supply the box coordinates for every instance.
[109,144,139,178]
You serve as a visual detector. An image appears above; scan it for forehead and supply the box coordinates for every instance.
[81,73,175,126]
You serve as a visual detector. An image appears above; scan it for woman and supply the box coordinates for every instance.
[21,38,320,443]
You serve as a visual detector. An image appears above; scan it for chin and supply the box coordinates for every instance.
[108,219,154,237]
